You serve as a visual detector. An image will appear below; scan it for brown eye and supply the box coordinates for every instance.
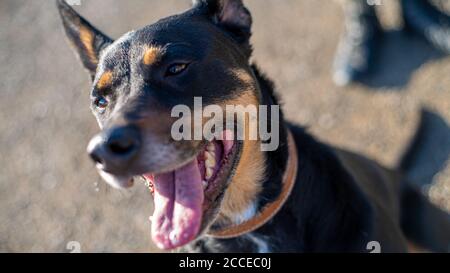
[94,97,108,109]
[166,63,189,76]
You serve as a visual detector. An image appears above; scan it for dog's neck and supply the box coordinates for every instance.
[251,65,290,209]
[211,65,290,230]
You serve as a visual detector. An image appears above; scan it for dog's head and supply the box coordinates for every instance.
[58,0,268,249]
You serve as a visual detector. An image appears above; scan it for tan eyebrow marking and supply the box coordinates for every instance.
[96,71,113,89]
[79,25,98,65]
[143,45,163,65]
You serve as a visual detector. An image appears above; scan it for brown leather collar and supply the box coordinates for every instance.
[208,129,298,239]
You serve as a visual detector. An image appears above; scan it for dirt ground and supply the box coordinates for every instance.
[0,0,449,253]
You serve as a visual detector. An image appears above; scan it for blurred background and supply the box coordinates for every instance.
[0,0,449,252]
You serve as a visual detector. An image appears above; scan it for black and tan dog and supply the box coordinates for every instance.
[57,0,450,252]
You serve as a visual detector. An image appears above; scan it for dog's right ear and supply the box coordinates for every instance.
[56,0,113,78]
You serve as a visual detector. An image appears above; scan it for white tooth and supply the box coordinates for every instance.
[169,232,179,246]
[205,151,216,168]
[206,156,216,168]
[202,180,208,189]
[205,150,213,159]
[206,168,213,179]
[207,143,215,152]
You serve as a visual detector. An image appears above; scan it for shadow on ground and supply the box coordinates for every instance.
[401,109,450,188]
[359,30,446,89]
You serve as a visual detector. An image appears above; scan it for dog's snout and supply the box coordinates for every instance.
[87,126,141,173]
[107,127,140,156]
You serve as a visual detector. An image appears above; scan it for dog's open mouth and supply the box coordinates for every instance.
[141,131,239,250]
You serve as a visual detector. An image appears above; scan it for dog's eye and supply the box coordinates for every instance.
[166,63,189,76]
[94,97,108,109]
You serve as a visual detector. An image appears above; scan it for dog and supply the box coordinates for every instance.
[57,0,450,252]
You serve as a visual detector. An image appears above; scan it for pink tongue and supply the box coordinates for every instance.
[148,158,204,250]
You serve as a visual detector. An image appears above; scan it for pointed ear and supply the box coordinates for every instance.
[193,0,252,43]
[56,0,113,78]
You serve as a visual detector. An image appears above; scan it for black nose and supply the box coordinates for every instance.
[87,126,141,172]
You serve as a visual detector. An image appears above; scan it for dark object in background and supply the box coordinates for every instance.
[402,0,450,53]
[333,0,450,86]
[333,0,381,86]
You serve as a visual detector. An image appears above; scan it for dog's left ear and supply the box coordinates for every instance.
[56,0,113,78]
[193,0,252,43]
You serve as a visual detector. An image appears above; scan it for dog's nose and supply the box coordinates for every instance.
[87,126,141,172]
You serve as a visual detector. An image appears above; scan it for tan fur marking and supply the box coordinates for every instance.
[215,89,266,224]
[97,71,113,89]
[79,25,98,65]
[143,46,163,65]
[219,139,266,222]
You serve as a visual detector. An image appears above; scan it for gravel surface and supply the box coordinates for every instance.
[0,0,448,252]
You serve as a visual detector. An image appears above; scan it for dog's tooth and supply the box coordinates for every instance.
[169,232,179,246]
[206,168,213,179]
[207,142,215,152]
[205,150,215,159]
[206,156,216,168]
[205,151,216,168]
[202,180,208,189]
[204,149,216,180]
